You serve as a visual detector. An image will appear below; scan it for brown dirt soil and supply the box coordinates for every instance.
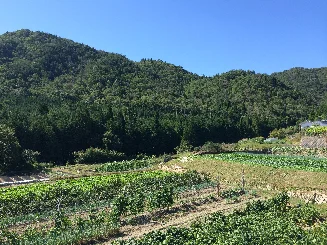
[101,196,262,244]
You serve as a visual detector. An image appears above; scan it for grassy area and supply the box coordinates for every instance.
[49,163,102,178]
[167,153,327,218]
[168,153,327,192]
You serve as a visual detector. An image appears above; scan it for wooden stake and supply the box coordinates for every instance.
[216,175,220,197]
[241,169,245,193]
[312,192,317,204]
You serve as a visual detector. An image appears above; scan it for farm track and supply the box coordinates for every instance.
[101,195,262,244]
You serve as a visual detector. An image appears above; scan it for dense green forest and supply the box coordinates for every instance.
[0,29,326,166]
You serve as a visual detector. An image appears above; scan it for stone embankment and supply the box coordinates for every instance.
[301,136,327,148]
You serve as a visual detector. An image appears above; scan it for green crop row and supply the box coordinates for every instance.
[305,126,327,136]
[271,146,327,157]
[114,193,327,245]
[198,153,327,172]
[0,184,178,245]
[0,170,208,217]
[0,208,119,245]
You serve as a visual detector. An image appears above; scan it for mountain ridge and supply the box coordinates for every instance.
[0,29,326,164]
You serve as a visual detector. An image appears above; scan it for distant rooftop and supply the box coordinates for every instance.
[300,120,327,129]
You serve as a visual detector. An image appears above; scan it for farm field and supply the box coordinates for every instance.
[114,193,327,244]
[0,25,326,245]
[1,164,242,244]
[199,152,327,172]
[2,153,327,244]
[173,153,327,191]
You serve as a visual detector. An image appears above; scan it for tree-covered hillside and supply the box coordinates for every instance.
[272,67,327,104]
[0,29,325,165]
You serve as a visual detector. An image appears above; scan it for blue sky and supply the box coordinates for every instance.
[0,0,326,76]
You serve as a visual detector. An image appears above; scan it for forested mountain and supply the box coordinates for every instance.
[272,67,327,103]
[0,29,325,164]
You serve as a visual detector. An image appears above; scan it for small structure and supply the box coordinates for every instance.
[264,137,278,143]
[299,120,327,130]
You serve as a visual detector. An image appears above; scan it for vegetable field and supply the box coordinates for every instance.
[114,193,327,245]
[0,169,215,244]
[0,170,209,216]
[199,152,327,172]
[2,152,327,244]
[305,126,327,136]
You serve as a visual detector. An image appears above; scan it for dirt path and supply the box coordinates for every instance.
[102,196,262,244]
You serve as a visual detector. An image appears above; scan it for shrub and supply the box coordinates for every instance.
[0,124,25,173]
[269,126,299,139]
[22,149,41,165]
[174,140,193,154]
[73,147,126,164]
[200,141,222,153]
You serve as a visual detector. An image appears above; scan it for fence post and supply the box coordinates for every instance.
[241,168,245,193]
[312,192,317,204]
[216,175,220,197]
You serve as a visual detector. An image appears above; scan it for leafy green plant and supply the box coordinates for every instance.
[22,149,41,165]
[220,188,244,199]
[0,208,120,245]
[289,204,320,226]
[305,126,327,136]
[147,186,174,210]
[113,193,327,245]
[54,212,72,230]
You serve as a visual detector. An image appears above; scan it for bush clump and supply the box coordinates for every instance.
[73,147,126,164]
[174,140,193,154]
[269,126,299,139]
[194,141,222,153]
[0,124,28,173]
